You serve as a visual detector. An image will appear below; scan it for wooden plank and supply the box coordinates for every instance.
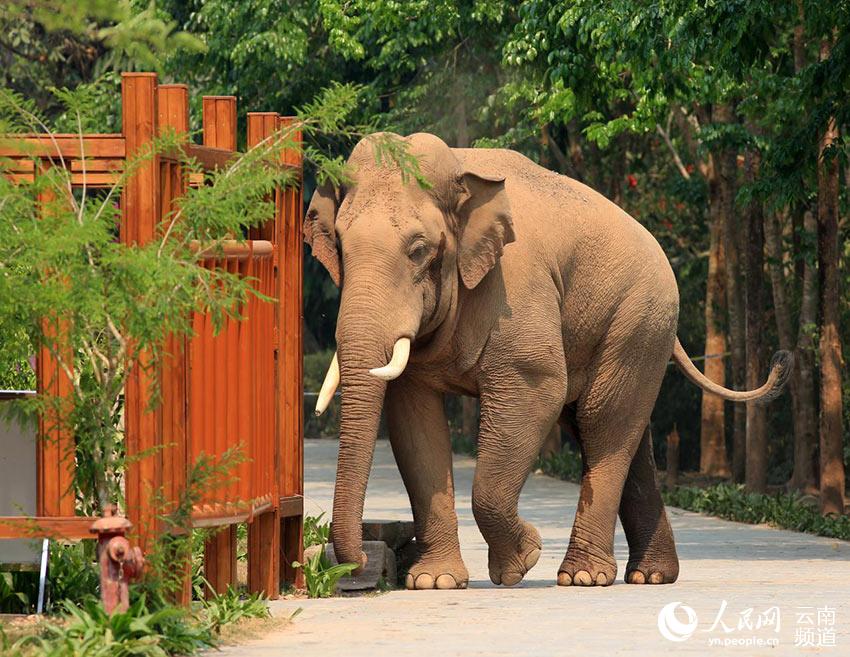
[34,160,76,519]
[245,112,282,597]
[189,240,273,260]
[204,525,238,597]
[121,72,161,552]
[279,117,304,502]
[247,508,280,599]
[279,494,303,518]
[0,134,126,159]
[162,144,239,171]
[157,83,190,517]
[0,516,98,540]
[278,116,304,589]
[200,95,240,597]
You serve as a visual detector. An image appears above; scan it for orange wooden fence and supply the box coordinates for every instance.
[0,72,304,599]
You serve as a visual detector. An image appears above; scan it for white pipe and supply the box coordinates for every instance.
[314,352,339,416]
[369,338,411,381]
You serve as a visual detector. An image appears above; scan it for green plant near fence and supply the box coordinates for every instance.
[292,514,358,598]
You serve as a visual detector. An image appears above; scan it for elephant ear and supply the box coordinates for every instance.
[304,181,342,286]
[456,171,515,289]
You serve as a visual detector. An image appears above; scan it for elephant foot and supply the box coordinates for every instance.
[625,555,679,585]
[487,521,542,586]
[557,547,617,587]
[405,556,469,590]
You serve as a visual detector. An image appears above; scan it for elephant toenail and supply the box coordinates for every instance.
[595,573,608,585]
[557,572,573,586]
[628,571,645,584]
[524,548,541,570]
[435,574,458,589]
[573,570,593,585]
[405,573,415,589]
[648,572,663,584]
[414,573,435,589]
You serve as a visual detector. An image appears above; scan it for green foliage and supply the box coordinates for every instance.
[138,450,245,603]
[292,551,358,599]
[47,542,100,610]
[535,447,583,484]
[293,514,358,598]
[0,572,33,614]
[1,2,203,119]
[303,513,331,548]
[196,585,269,635]
[663,484,850,541]
[11,596,215,657]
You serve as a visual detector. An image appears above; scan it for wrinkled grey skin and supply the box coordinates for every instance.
[304,132,790,589]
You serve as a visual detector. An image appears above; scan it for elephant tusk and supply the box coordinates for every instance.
[369,338,411,381]
[314,352,339,416]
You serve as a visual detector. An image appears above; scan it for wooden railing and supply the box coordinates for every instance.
[0,73,304,600]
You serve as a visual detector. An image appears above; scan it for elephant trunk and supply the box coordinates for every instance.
[331,287,398,571]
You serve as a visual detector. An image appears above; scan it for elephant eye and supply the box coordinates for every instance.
[408,240,430,265]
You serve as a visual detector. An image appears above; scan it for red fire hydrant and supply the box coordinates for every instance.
[90,505,145,614]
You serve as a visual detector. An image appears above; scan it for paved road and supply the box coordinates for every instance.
[223,439,850,656]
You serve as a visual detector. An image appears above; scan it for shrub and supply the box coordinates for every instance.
[11,596,214,657]
[663,484,850,540]
[535,447,583,483]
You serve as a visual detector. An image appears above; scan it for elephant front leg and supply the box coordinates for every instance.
[386,379,468,590]
[474,373,567,586]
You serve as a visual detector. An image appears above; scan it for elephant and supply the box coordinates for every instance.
[304,132,791,589]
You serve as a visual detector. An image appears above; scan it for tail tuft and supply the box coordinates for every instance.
[756,350,794,405]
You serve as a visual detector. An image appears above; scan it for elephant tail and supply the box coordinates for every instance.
[672,338,793,404]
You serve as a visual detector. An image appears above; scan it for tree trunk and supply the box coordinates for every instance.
[816,38,846,516]
[744,149,768,493]
[700,157,730,477]
[666,426,680,489]
[766,210,819,492]
[461,396,478,446]
[714,104,746,483]
[795,209,821,492]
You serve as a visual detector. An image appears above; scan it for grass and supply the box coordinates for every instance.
[534,447,850,542]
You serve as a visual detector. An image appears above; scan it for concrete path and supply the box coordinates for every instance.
[223,439,850,656]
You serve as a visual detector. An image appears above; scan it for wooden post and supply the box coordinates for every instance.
[278,116,304,589]
[157,83,192,605]
[201,95,240,597]
[246,112,282,598]
[120,72,161,553]
[35,161,76,518]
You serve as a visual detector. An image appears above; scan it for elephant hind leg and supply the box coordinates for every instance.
[619,427,679,584]
[559,320,673,586]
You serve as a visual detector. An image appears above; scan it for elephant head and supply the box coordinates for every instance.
[304,132,514,571]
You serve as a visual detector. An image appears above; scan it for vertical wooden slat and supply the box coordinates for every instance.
[278,116,304,587]
[35,161,76,518]
[157,83,191,605]
[121,72,160,552]
[201,95,240,596]
[246,112,281,599]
